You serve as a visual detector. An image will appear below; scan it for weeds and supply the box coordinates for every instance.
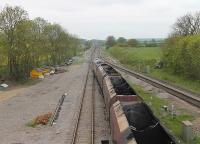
[26,112,52,128]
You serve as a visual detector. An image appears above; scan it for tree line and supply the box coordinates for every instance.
[105,11,200,80]
[105,36,158,48]
[106,36,138,48]
[0,5,81,81]
[163,11,200,79]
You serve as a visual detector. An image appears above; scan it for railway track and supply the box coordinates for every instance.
[69,51,95,144]
[102,59,200,108]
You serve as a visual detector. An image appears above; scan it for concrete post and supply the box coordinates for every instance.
[182,120,193,143]
[147,65,150,73]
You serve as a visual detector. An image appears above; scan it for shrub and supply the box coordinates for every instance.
[163,35,200,79]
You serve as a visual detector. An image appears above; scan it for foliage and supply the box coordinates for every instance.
[0,5,81,80]
[105,36,116,48]
[106,36,159,48]
[117,37,127,46]
[163,35,200,80]
[172,11,200,36]
[106,46,200,94]
[85,40,92,50]
[26,121,37,128]
[143,39,157,47]
[150,69,200,94]
[127,38,138,47]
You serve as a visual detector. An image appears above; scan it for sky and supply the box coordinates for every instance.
[0,0,200,40]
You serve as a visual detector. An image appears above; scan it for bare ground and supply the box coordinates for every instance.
[0,63,88,144]
[0,50,110,144]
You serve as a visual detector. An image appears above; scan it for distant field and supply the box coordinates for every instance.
[106,46,200,94]
[106,46,162,73]
[123,46,162,60]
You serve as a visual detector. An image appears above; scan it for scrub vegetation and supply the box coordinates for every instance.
[106,46,200,94]
[0,5,82,81]
[105,11,200,94]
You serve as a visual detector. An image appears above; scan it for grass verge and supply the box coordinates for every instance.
[127,80,200,144]
[26,121,37,128]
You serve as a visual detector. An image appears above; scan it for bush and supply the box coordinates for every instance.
[163,35,200,79]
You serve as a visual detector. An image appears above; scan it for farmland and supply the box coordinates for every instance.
[106,46,200,94]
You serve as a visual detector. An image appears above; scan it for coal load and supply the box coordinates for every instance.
[110,77,136,95]
[123,103,176,144]
[94,59,104,66]
[101,64,119,76]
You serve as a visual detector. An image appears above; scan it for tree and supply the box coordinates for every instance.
[127,39,138,47]
[32,17,49,66]
[163,35,200,79]
[106,36,116,48]
[172,12,200,36]
[143,39,157,47]
[13,20,36,79]
[85,40,91,50]
[0,5,81,80]
[117,37,127,46]
[0,32,7,66]
[0,5,28,79]
[48,24,63,64]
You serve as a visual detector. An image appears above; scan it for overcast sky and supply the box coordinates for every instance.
[0,0,200,39]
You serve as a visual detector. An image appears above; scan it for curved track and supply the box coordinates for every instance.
[102,59,200,108]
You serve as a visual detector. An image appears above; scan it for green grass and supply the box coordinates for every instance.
[124,47,162,61]
[193,137,200,144]
[129,82,199,144]
[107,46,161,62]
[106,46,200,94]
[150,69,200,94]
[25,121,37,128]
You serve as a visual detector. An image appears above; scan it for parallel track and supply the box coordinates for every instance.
[91,74,95,144]
[103,59,200,108]
[70,50,95,144]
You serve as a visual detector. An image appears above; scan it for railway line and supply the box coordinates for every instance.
[69,51,95,144]
[102,58,200,108]
[93,58,176,144]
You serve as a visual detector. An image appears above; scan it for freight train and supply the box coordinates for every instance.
[92,58,176,144]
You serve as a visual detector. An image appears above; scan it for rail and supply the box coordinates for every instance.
[70,48,95,144]
[103,59,200,108]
